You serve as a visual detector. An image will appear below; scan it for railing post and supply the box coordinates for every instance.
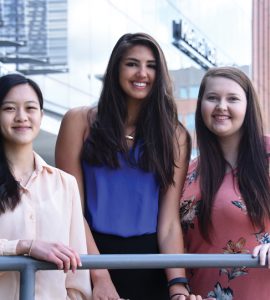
[19,264,36,300]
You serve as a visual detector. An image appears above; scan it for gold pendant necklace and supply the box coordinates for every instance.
[125,129,136,141]
[125,134,134,140]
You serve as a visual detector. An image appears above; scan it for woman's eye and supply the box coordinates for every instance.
[126,62,137,67]
[148,64,156,69]
[207,96,216,101]
[27,106,38,110]
[228,97,239,102]
[3,106,15,111]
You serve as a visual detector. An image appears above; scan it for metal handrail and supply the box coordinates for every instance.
[0,254,265,300]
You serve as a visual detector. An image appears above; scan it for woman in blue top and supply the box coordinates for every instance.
[56,33,201,300]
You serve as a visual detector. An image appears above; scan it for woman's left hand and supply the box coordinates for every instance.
[29,240,81,273]
[252,243,270,267]
[170,294,203,300]
[174,296,215,300]
[184,295,202,300]
[91,271,120,300]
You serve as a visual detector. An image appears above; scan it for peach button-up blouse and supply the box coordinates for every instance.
[0,152,92,300]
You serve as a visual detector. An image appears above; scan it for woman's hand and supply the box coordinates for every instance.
[178,295,202,300]
[169,294,205,299]
[92,280,120,300]
[170,293,215,300]
[31,240,81,273]
[91,269,121,300]
[171,296,215,300]
[253,243,270,267]
[26,240,81,273]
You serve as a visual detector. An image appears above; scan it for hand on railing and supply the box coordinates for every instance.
[170,293,203,299]
[25,240,81,273]
[252,243,270,268]
[170,294,215,299]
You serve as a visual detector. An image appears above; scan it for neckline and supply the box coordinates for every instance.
[17,170,35,188]
[225,167,237,177]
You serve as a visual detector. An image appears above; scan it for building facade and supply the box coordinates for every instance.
[0,0,252,163]
[0,0,68,75]
[252,0,270,133]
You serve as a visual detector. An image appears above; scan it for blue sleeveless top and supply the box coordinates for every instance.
[82,147,160,237]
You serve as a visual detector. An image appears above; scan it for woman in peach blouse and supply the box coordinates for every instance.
[0,74,91,299]
[180,67,270,300]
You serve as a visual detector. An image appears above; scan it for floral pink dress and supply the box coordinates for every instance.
[180,138,270,300]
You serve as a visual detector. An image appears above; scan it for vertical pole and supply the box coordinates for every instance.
[19,266,36,300]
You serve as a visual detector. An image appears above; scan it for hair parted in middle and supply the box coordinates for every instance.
[195,66,270,241]
[82,32,191,190]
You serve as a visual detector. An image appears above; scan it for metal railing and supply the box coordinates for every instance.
[0,254,266,300]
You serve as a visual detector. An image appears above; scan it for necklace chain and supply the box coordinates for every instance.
[16,170,34,186]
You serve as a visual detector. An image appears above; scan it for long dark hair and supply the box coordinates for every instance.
[195,66,270,241]
[0,73,43,214]
[82,32,190,190]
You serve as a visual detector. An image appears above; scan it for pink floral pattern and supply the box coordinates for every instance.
[180,151,270,300]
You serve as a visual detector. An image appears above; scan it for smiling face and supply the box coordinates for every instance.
[119,44,156,104]
[0,83,43,149]
[201,76,247,143]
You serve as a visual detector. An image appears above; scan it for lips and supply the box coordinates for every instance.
[213,115,230,121]
[12,126,31,131]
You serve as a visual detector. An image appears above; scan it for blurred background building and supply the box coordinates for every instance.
[0,0,253,164]
[252,0,270,133]
[0,0,68,74]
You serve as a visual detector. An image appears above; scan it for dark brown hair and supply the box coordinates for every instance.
[82,33,190,190]
[195,66,270,241]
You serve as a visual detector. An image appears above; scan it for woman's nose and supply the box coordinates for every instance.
[216,100,227,110]
[136,65,147,78]
[15,109,27,122]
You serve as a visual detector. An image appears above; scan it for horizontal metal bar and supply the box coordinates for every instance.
[80,254,265,269]
[0,254,266,271]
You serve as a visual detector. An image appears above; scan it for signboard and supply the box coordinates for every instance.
[172,20,217,70]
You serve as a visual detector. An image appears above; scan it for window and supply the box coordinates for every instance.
[189,85,199,99]
[186,113,195,131]
[179,87,188,99]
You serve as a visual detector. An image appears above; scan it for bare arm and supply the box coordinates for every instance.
[55,107,88,205]
[55,108,100,255]
[55,107,119,299]
[158,128,201,300]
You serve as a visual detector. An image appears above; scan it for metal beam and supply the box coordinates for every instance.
[0,254,266,300]
[0,40,26,47]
